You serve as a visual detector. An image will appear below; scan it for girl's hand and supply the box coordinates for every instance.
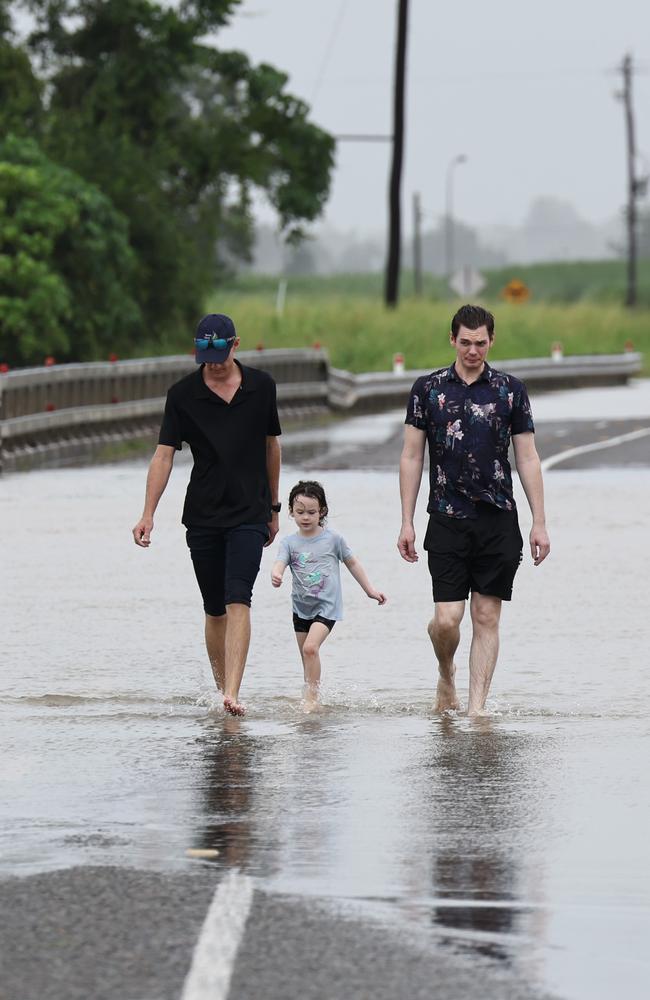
[271,571,283,588]
[369,589,387,605]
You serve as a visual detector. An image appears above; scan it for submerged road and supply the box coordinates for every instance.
[2,380,650,1000]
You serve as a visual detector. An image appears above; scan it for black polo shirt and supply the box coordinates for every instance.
[159,362,282,528]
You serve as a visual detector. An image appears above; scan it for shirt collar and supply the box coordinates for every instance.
[447,361,493,385]
[193,359,255,399]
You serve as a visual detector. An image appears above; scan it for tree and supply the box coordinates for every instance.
[23,0,335,339]
[0,4,42,139]
[0,136,140,366]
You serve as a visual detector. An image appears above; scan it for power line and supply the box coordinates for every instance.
[310,0,349,106]
[335,134,392,142]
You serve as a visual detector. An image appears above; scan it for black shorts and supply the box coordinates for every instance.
[292,613,336,634]
[425,504,523,603]
[186,524,269,617]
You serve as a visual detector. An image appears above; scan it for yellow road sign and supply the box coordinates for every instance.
[502,279,530,303]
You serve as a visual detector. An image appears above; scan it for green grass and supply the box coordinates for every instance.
[217,258,650,305]
[196,294,650,375]
[482,259,650,305]
[133,259,650,375]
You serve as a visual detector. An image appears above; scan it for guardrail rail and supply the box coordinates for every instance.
[0,349,642,473]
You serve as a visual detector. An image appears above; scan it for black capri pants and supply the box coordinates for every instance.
[185,524,269,617]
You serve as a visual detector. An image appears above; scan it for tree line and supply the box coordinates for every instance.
[0,0,335,367]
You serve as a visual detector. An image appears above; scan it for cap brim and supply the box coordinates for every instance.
[195,345,231,364]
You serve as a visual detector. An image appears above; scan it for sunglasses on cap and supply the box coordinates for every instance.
[194,334,236,351]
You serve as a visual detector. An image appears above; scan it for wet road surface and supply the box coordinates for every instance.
[2,381,650,1000]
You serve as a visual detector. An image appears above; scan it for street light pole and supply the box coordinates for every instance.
[445,153,467,285]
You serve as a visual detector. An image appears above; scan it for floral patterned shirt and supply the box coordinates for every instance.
[405,362,535,519]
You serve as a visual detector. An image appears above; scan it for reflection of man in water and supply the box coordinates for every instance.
[429,720,527,964]
[194,719,254,866]
[398,305,550,716]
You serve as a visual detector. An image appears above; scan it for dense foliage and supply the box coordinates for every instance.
[0,136,141,365]
[0,0,334,365]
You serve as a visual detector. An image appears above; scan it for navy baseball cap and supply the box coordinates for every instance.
[194,314,237,364]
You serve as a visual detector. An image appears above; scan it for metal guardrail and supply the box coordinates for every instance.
[328,352,643,412]
[0,349,329,472]
[0,350,643,473]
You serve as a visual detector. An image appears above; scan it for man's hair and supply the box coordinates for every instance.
[288,480,328,525]
[450,304,495,339]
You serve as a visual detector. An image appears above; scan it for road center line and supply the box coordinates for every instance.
[540,425,650,471]
[180,870,254,1000]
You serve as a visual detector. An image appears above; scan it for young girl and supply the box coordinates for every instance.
[271,480,387,710]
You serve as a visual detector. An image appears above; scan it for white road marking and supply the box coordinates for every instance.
[180,871,254,1000]
[541,426,650,471]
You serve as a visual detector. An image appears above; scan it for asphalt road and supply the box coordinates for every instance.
[294,416,650,472]
[0,867,557,1000]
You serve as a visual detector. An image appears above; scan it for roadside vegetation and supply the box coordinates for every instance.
[183,260,650,375]
[0,0,334,368]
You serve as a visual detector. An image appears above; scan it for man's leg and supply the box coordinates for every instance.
[467,592,502,717]
[205,613,226,691]
[221,524,267,716]
[427,601,465,712]
[223,603,251,714]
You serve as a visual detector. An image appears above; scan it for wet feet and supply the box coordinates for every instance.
[434,669,461,714]
[223,695,246,717]
[300,682,322,714]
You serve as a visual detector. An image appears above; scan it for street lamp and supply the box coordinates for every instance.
[445,153,467,284]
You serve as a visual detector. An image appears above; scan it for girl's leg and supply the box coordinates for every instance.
[295,622,331,708]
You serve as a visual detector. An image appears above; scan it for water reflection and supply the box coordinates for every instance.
[192,717,255,867]
[425,718,541,962]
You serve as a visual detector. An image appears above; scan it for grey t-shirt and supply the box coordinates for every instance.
[277,528,353,620]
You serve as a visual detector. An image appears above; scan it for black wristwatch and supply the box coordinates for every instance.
[271,503,282,513]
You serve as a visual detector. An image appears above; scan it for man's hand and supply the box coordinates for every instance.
[530,524,550,566]
[133,517,153,547]
[397,524,418,563]
[265,512,279,547]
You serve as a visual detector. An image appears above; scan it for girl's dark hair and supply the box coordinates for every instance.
[288,480,328,525]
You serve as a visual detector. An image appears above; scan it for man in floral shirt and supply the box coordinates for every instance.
[397,304,550,716]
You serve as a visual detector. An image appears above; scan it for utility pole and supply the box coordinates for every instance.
[621,53,638,308]
[384,0,409,309]
[412,191,422,296]
[615,54,649,308]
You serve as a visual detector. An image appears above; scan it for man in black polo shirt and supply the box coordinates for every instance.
[397,304,550,717]
[132,314,281,716]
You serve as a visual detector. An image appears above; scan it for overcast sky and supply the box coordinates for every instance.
[216,0,650,237]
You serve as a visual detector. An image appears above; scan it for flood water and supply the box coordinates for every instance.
[2,405,649,999]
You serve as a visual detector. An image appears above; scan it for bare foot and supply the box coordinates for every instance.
[223,695,246,717]
[301,698,321,715]
[434,667,461,714]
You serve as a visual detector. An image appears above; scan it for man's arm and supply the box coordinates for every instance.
[397,425,426,563]
[132,444,176,547]
[266,435,281,546]
[512,432,550,566]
